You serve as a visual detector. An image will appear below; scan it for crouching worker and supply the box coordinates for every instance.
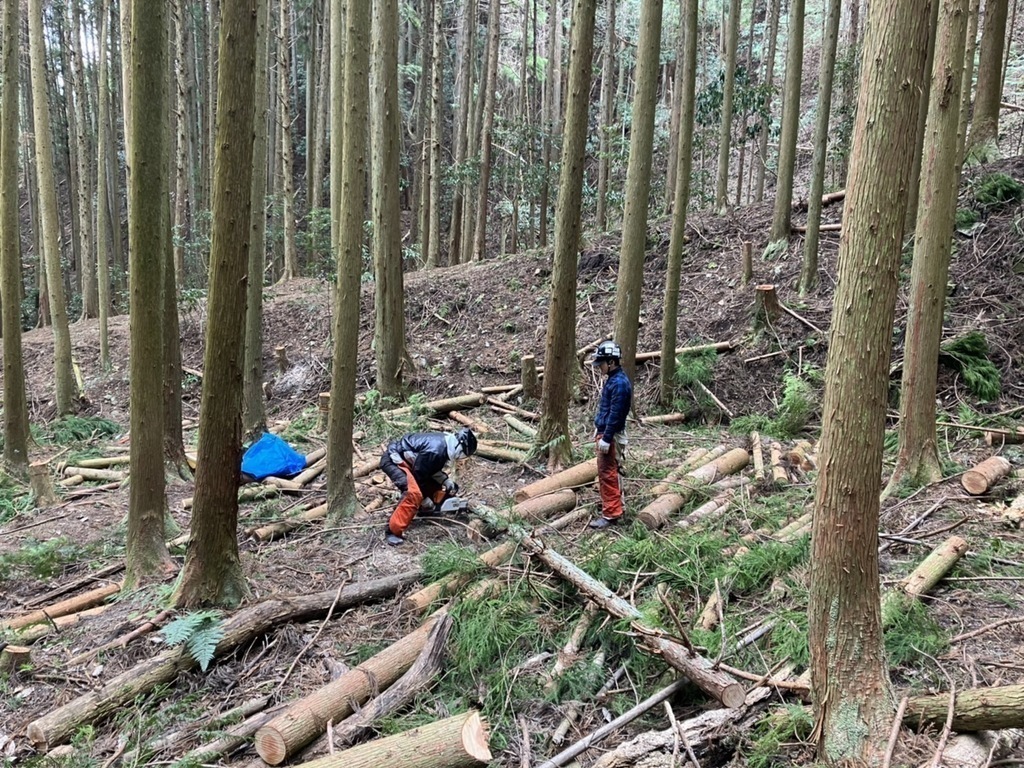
[380,427,478,546]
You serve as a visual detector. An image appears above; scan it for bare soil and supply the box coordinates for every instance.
[1,157,1023,767]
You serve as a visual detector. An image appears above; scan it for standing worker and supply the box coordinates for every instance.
[380,427,477,546]
[589,341,633,529]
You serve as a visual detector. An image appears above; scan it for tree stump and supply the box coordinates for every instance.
[275,346,290,374]
[740,241,753,285]
[962,455,1012,495]
[0,645,31,675]
[752,284,780,331]
[316,392,330,431]
[521,354,540,400]
[29,461,59,508]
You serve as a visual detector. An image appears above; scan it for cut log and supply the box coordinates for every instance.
[275,346,290,373]
[486,397,540,421]
[504,414,538,439]
[649,446,728,496]
[1,582,121,631]
[23,564,125,608]
[330,615,452,747]
[475,444,529,463]
[380,393,485,420]
[26,572,422,748]
[479,384,518,395]
[904,683,1024,731]
[518,538,745,708]
[182,484,280,510]
[882,536,968,626]
[639,413,687,425]
[73,456,131,469]
[448,410,491,434]
[985,426,1024,447]
[750,431,765,481]
[676,489,736,531]
[521,355,541,400]
[543,604,597,692]
[769,442,788,484]
[60,467,127,482]
[638,448,749,529]
[961,456,1012,495]
[752,285,781,331]
[479,438,534,452]
[177,703,288,766]
[263,457,328,491]
[0,645,31,675]
[15,606,110,643]
[250,503,328,542]
[402,499,583,616]
[634,341,736,364]
[293,710,491,768]
[514,460,598,503]
[317,392,331,431]
[256,614,447,764]
[29,462,59,508]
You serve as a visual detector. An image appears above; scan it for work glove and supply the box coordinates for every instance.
[597,438,611,455]
[443,478,459,496]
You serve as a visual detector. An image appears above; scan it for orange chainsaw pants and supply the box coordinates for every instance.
[596,438,624,521]
[388,462,446,536]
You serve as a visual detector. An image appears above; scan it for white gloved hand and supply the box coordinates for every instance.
[443,478,459,495]
[597,439,611,454]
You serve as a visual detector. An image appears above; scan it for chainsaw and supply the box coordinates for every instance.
[418,496,471,516]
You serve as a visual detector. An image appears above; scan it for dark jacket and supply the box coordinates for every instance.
[594,366,632,442]
[385,432,450,482]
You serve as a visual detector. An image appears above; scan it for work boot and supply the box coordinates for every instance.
[384,524,405,546]
[588,516,620,530]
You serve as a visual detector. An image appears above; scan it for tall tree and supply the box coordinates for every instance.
[68,0,97,320]
[596,0,616,231]
[327,0,369,520]
[715,0,742,213]
[425,0,443,268]
[371,0,407,397]
[536,0,598,468]
[659,0,698,405]
[244,0,271,440]
[957,0,982,162]
[1,0,30,470]
[447,0,476,266]
[754,0,782,201]
[277,0,300,281]
[968,0,1008,157]
[416,0,435,265]
[886,0,969,495]
[903,0,942,235]
[808,0,933,762]
[612,0,663,380]
[798,0,842,294]
[125,0,174,587]
[96,0,113,369]
[472,0,502,261]
[28,0,77,416]
[767,0,805,245]
[174,0,259,608]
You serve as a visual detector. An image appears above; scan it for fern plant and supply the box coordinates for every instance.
[160,611,224,671]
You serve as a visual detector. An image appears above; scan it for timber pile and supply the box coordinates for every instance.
[637,447,749,528]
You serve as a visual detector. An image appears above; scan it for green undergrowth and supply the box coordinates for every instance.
[732,370,820,439]
[0,536,95,584]
[939,332,1001,401]
[741,703,815,768]
[33,415,121,445]
[0,474,32,526]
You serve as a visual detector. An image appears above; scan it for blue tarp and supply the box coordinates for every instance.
[241,433,307,480]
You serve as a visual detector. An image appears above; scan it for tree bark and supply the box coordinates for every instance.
[596,0,616,231]
[612,0,663,380]
[887,0,970,495]
[28,0,77,415]
[26,573,421,749]
[798,0,842,294]
[715,0,741,212]
[808,0,934,760]
[968,0,1009,156]
[768,0,805,242]
[371,0,407,398]
[0,0,30,469]
[173,0,259,608]
[277,0,299,281]
[471,0,502,261]
[327,0,369,520]
[755,0,782,202]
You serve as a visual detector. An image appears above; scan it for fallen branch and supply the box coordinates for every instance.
[1,582,121,631]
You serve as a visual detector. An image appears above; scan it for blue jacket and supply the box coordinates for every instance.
[594,366,632,442]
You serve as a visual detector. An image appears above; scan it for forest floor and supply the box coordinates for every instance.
[1,156,1024,768]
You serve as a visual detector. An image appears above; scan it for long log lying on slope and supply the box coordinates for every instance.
[26,571,422,749]
[638,448,749,529]
[329,615,452,748]
[514,459,598,503]
[255,613,446,764]
[402,494,583,615]
[517,536,745,708]
[380,392,486,420]
[1,582,121,631]
[294,710,491,768]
